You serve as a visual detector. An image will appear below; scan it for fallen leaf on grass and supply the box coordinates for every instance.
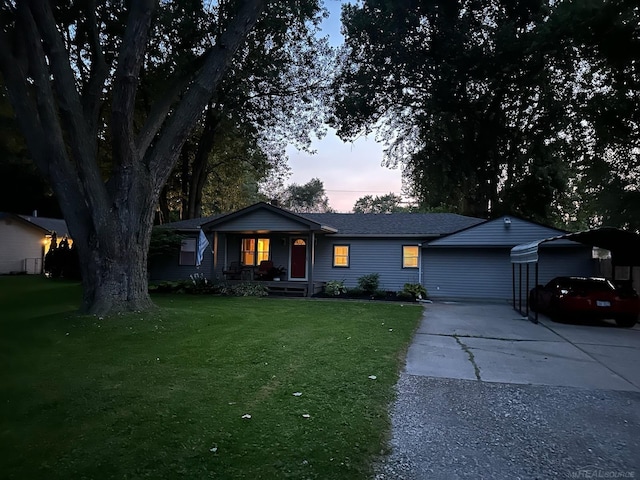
[368,375,377,380]
[293,392,302,397]
[209,447,218,453]
[302,414,311,418]
[242,414,251,419]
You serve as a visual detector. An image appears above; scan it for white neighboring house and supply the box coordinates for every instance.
[0,212,70,274]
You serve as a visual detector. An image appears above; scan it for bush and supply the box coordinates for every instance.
[44,237,80,280]
[396,291,414,301]
[325,280,348,296]
[148,281,183,293]
[225,282,268,297]
[185,273,213,294]
[402,283,427,300]
[346,287,363,297]
[357,273,380,294]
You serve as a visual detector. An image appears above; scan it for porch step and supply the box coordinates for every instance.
[265,283,307,296]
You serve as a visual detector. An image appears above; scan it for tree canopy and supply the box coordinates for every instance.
[157,1,333,221]
[333,0,640,229]
[279,177,332,213]
[353,193,405,213]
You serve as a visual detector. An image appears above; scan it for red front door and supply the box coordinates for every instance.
[290,238,307,279]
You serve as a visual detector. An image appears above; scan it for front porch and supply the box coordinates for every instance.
[203,204,338,297]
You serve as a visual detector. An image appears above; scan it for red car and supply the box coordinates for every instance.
[529,277,640,328]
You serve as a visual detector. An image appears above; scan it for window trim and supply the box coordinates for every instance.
[333,244,350,268]
[402,245,420,269]
[179,238,197,266]
[240,236,271,266]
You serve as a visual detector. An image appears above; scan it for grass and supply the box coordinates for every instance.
[0,276,423,479]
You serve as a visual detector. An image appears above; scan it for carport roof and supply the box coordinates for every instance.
[511,227,640,265]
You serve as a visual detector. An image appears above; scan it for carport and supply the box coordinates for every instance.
[510,227,640,322]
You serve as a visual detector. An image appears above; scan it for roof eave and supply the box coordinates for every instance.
[329,233,440,238]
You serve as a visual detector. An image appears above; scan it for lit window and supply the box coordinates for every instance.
[180,238,197,265]
[257,238,270,263]
[333,245,350,267]
[403,245,419,268]
[242,237,270,266]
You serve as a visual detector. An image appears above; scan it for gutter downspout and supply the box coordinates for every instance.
[418,243,423,286]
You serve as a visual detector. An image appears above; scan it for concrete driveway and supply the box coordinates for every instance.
[375,302,640,479]
[405,302,640,391]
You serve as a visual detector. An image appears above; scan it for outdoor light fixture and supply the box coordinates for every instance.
[504,217,512,228]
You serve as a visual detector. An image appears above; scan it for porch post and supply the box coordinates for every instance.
[213,232,219,278]
[307,231,315,297]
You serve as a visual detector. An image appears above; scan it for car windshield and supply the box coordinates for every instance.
[553,278,616,292]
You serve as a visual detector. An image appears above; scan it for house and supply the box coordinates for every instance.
[424,216,594,301]
[0,212,70,274]
[150,202,596,300]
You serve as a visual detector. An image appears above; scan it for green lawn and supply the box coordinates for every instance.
[0,276,423,479]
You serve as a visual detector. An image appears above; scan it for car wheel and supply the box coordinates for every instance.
[615,315,638,328]
[549,298,565,323]
[529,292,538,312]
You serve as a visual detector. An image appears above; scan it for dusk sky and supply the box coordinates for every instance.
[284,0,404,213]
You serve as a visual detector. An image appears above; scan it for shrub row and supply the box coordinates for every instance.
[323,275,427,301]
[149,274,268,297]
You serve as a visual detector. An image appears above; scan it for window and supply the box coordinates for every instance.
[333,245,350,267]
[402,245,419,268]
[241,237,270,266]
[257,238,270,263]
[180,238,196,265]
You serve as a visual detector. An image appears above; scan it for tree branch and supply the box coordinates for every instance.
[0,29,47,171]
[27,0,109,219]
[135,53,207,155]
[111,0,156,168]
[147,0,266,192]
[82,0,108,135]
[0,4,91,237]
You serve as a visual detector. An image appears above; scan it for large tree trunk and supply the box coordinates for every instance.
[0,0,266,315]
[80,229,154,315]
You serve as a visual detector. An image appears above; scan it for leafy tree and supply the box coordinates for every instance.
[148,228,184,260]
[542,0,640,230]
[353,193,405,213]
[159,2,333,220]
[280,178,332,213]
[0,0,322,315]
[334,0,639,229]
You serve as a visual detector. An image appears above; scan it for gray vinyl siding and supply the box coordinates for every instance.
[314,237,423,291]
[213,209,313,232]
[428,216,569,247]
[149,233,214,282]
[423,246,594,301]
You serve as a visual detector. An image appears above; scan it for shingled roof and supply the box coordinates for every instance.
[303,212,484,236]
[0,213,70,237]
[19,215,71,237]
[157,215,224,231]
[158,204,484,237]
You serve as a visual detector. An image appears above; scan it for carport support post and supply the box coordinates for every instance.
[534,262,539,324]
[519,264,522,313]
[512,264,516,310]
